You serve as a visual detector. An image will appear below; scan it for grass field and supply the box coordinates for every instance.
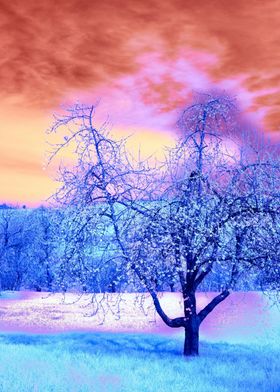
[0,291,279,392]
[0,331,279,392]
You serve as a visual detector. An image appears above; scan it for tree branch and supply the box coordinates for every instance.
[197,290,230,325]
[150,291,185,328]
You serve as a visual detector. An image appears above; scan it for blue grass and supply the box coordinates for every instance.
[0,332,279,392]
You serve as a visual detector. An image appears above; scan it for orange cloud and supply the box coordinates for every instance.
[1,0,279,122]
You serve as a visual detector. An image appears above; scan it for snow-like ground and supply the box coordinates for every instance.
[0,291,279,346]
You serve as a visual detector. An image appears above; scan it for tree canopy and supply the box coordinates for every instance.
[45,93,280,356]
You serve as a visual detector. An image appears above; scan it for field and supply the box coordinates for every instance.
[0,291,279,392]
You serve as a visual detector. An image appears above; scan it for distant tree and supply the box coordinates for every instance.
[48,97,280,357]
[0,203,12,210]
[0,209,30,290]
[24,207,61,291]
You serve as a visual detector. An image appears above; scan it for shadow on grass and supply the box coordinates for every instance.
[0,332,181,356]
[0,331,272,361]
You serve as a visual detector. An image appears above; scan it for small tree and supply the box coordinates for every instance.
[48,98,280,357]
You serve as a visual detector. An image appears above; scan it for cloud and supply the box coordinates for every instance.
[0,0,279,131]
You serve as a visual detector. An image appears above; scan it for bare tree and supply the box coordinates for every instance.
[48,98,280,357]
[131,93,280,356]
[47,104,158,292]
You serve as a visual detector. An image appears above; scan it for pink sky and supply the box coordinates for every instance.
[0,0,279,205]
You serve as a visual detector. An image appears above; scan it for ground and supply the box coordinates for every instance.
[0,291,279,391]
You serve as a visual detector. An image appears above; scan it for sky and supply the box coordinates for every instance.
[0,0,279,206]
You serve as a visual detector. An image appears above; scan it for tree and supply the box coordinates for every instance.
[24,207,61,291]
[134,93,280,355]
[0,208,30,290]
[48,97,280,357]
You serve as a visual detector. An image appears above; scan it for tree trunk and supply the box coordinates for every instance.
[183,291,199,356]
[184,317,199,356]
